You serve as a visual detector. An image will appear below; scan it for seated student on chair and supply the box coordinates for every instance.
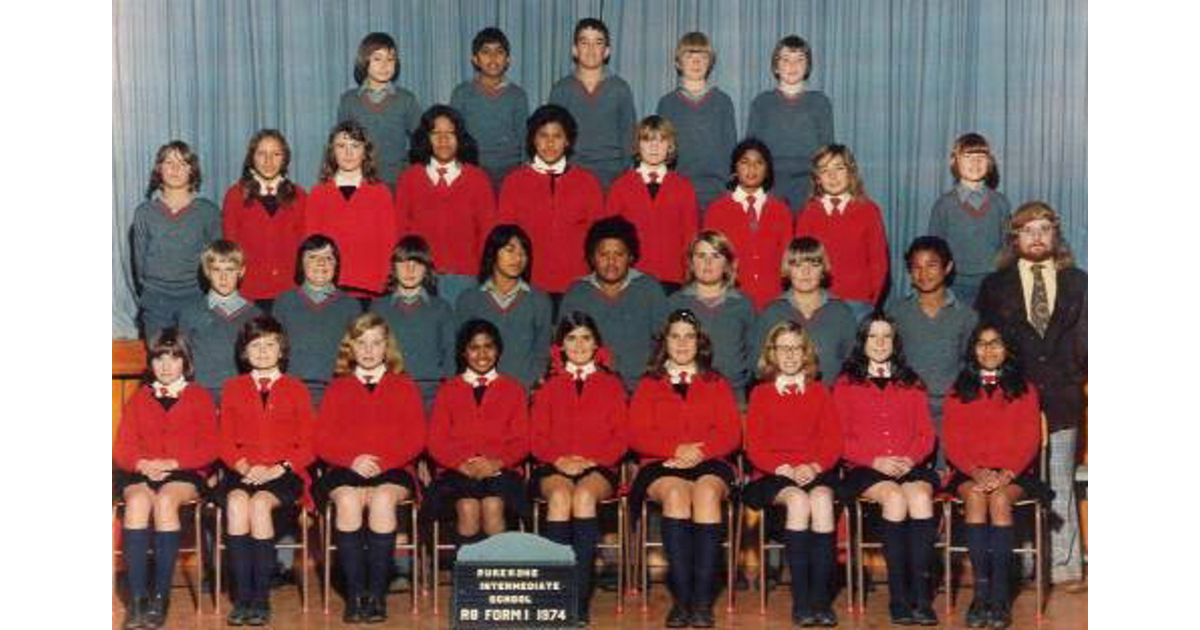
[426,319,530,546]
[115,328,218,630]
[313,313,426,623]
[943,323,1047,630]
[834,313,939,626]
[628,309,741,628]
[217,316,315,626]
[743,321,841,627]
[531,311,628,624]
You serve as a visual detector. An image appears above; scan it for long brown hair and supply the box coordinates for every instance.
[333,313,405,376]
[318,120,379,183]
[995,201,1076,271]
[239,129,297,206]
[645,309,715,378]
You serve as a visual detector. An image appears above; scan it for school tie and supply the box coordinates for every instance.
[549,171,561,195]
[258,378,272,406]
[647,172,661,200]
[981,374,998,386]
[1029,264,1051,336]
[746,194,759,231]
[363,375,377,393]
[829,196,842,214]
[784,383,800,396]
[157,386,171,399]
[672,371,691,398]
[875,367,886,377]
[261,193,279,216]
[473,377,488,405]
[436,167,449,187]
[574,374,586,396]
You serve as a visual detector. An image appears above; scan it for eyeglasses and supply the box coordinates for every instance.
[975,339,1005,349]
[1017,225,1054,237]
[772,344,805,355]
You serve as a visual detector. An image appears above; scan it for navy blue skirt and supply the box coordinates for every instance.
[741,469,841,511]
[311,466,418,510]
[945,468,1054,504]
[628,459,737,528]
[113,468,211,501]
[211,465,304,508]
[838,465,941,504]
[421,469,528,525]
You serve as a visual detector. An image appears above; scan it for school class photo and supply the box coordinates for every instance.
[111,1,1087,628]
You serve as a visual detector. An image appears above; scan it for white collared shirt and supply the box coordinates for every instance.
[636,162,669,185]
[732,186,765,220]
[153,379,188,398]
[462,369,499,387]
[774,373,806,396]
[251,368,282,390]
[532,156,567,175]
[665,362,697,385]
[565,361,597,381]
[426,159,462,186]
[355,364,387,385]
[253,173,285,196]
[1017,258,1057,322]
[867,362,892,378]
[778,81,806,97]
[822,193,851,215]
[334,170,363,188]
[207,290,248,315]
[482,278,530,309]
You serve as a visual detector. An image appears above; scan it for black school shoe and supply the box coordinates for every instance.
[142,593,168,628]
[792,605,817,627]
[811,606,839,627]
[910,604,939,626]
[364,594,388,623]
[122,597,148,630]
[888,602,915,625]
[988,602,1012,629]
[965,598,990,628]
[225,600,250,626]
[244,599,270,626]
[665,602,691,628]
[342,594,363,624]
[690,604,716,628]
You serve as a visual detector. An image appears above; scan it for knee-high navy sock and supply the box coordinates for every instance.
[226,534,253,603]
[152,530,182,597]
[571,518,600,615]
[336,529,366,599]
[660,517,694,607]
[691,523,722,609]
[782,529,812,615]
[881,520,910,607]
[366,530,397,598]
[543,520,572,546]
[965,524,991,602]
[988,526,1015,606]
[251,537,276,601]
[123,528,152,600]
[809,532,836,610]
[906,517,938,607]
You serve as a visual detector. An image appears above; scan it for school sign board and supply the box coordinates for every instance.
[451,532,577,628]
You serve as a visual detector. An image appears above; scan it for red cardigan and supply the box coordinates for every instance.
[795,197,889,304]
[218,374,316,485]
[530,370,628,467]
[744,382,842,478]
[428,375,529,470]
[605,171,699,284]
[221,183,309,300]
[306,181,395,294]
[394,164,496,276]
[315,373,427,471]
[114,384,219,472]
[497,164,610,293]
[833,376,934,468]
[628,374,741,463]
[704,193,793,311]
[943,386,1041,475]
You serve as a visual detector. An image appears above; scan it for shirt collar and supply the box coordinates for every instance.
[462,369,499,386]
[355,364,387,384]
[777,81,806,97]
[678,82,712,100]
[251,368,282,389]
[868,362,892,378]
[822,193,851,215]
[565,361,597,381]
[1018,258,1053,275]
[358,81,396,96]
[665,362,697,384]
[636,162,669,184]
[956,182,987,206]
[481,278,530,297]
[152,379,188,398]
[732,186,765,214]
[207,291,247,314]
[394,286,428,304]
[426,159,462,185]
[334,170,363,187]
[532,156,567,175]
[253,173,286,195]
[302,282,337,303]
[774,373,806,395]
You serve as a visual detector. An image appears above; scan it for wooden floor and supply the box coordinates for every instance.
[113,575,1087,629]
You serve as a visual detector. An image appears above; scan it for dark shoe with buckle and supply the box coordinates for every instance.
[889,602,915,625]
[665,602,691,628]
[988,602,1012,629]
[812,606,839,627]
[143,593,168,628]
[122,597,148,630]
[225,600,249,626]
[965,598,990,628]
[690,604,715,628]
[911,604,939,626]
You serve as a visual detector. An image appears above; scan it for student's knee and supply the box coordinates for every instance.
[661,482,692,513]
[780,488,811,517]
[875,485,907,520]
[691,480,725,511]
[225,492,251,527]
[902,484,933,518]
[123,490,153,527]
[152,492,181,518]
[571,487,598,515]
[988,491,1014,522]
[481,497,505,519]
[546,488,572,517]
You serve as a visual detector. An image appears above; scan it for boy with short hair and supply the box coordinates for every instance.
[548,18,637,190]
[450,27,531,193]
[887,236,978,467]
[180,240,263,399]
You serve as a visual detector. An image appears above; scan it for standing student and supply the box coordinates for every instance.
[132,140,221,338]
[179,240,263,400]
[834,314,939,626]
[628,310,741,628]
[497,105,607,297]
[928,133,1012,306]
[426,320,530,546]
[216,316,315,626]
[746,35,835,210]
[753,238,857,389]
[742,322,841,627]
[704,139,793,312]
[314,313,427,624]
[887,236,978,467]
[656,31,738,213]
[548,17,638,189]
[369,236,457,411]
[115,329,218,630]
[795,144,889,320]
[559,216,669,392]
[221,129,308,308]
[975,202,1087,593]
[454,224,552,390]
[395,104,495,305]
[605,115,700,290]
[667,231,756,402]
[450,27,530,192]
[271,235,362,407]
[335,32,422,186]
[530,312,628,624]
[307,120,396,298]
[943,324,1047,630]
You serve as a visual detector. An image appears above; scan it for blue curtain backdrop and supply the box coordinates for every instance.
[112,0,1087,338]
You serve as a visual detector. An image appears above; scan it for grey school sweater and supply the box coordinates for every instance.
[752,292,856,387]
[454,285,553,390]
[450,79,530,191]
[656,87,738,213]
[272,288,362,406]
[179,297,263,399]
[745,89,835,210]
[337,86,422,186]
[667,286,756,392]
[559,272,668,392]
[548,74,638,189]
[370,292,457,407]
[131,197,221,297]
[886,290,978,399]
[927,188,1012,277]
